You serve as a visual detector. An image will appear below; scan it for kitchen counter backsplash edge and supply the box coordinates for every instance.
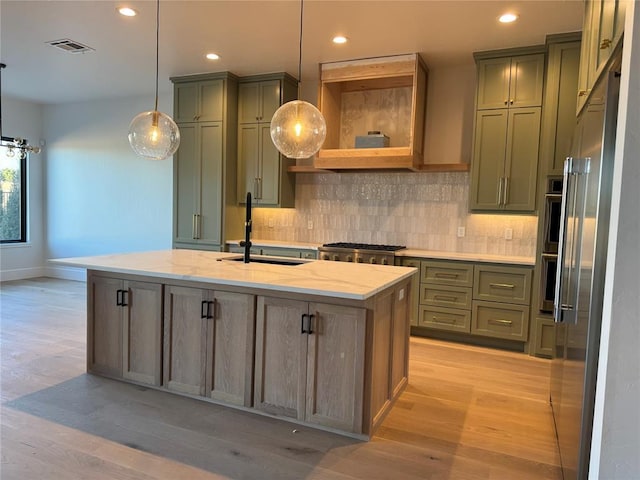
[226,240,534,266]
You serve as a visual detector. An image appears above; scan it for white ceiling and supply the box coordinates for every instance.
[1,0,583,105]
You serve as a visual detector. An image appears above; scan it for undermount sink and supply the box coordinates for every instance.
[224,256,307,266]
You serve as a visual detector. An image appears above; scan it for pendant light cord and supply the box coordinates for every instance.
[297,0,304,97]
[154,0,160,112]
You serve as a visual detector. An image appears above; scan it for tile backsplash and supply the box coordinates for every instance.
[252,171,538,257]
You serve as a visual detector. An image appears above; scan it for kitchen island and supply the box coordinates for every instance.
[53,249,416,438]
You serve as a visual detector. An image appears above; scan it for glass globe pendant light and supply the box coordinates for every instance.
[128,0,180,160]
[270,0,326,159]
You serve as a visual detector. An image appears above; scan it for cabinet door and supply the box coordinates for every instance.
[206,291,255,407]
[88,276,123,377]
[259,80,282,120]
[594,0,618,74]
[542,41,581,176]
[238,82,262,123]
[198,80,224,122]
[122,281,163,386]
[174,83,199,123]
[254,297,307,420]
[174,123,199,245]
[503,107,540,211]
[508,54,544,108]
[199,122,224,246]
[238,80,281,123]
[305,303,366,433]
[476,58,511,110]
[237,124,259,204]
[257,124,281,205]
[470,110,507,210]
[163,285,208,396]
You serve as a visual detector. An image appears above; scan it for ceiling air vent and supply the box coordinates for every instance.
[46,38,95,54]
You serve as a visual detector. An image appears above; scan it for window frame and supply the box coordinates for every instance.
[0,146,28,244]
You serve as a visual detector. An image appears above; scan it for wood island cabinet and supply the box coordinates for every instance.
[77,256,414,439]
[163,284,255,406]
[253,297,366,433]
[87,273,163,385]
[470,49,544,212]
[237,74,297,207]
[171,72,243,251]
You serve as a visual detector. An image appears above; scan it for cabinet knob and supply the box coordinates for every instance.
[578,90,588,97]
[600,38,612,49]
[509,99,514,105]
[504,100,508,105]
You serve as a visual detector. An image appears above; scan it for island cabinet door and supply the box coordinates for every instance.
[305,303,366,433]
[88,275,123,378]
[205,291,255,407]
[163,285,209,396]
[122,281,163,387]
[254,296,308,420]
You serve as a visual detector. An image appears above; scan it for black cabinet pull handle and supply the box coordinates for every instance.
[121,290,128,307]
[301,314,308,334]
[201,300,208,319]
[207,300,215,320]
[308,314,315,335]
[116,289,122,306]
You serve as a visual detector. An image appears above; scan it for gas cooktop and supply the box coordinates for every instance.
[321,243,406,252]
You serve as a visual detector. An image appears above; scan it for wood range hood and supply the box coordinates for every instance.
[287,53,468,173]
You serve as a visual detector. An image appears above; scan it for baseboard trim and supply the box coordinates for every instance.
[46,265,86,282]
[0,266,47,282]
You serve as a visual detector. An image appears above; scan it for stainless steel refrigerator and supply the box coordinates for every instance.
[551,60,621,479]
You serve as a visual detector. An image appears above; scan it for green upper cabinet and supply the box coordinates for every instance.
[476,54,544,110]
[577,0,626,114]
[238,80,282,124]
[540,35,581,176]
[174,79,224,123]
[171,72,244,251]
[470,48,545,212]
[237,73,297,208]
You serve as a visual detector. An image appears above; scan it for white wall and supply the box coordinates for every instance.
[44,93,174,279]
[590,2,640,478]
[0,97,45,281]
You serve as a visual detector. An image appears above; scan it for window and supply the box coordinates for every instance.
[0,144,27,243]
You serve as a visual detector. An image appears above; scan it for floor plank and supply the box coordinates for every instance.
[0,277,561,479]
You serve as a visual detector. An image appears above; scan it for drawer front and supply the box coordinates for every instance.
[420,285,472,310]
[473,265,532,305]
[421,261,473,287]
[260,247,303,258]
[471,300,529,341]
[419,306,471,333]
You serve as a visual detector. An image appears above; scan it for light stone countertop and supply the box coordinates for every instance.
[50,249,417,301]
[396,249,535,266]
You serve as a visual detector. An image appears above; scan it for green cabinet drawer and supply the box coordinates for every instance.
[419,306,471,333]
[473,265,532,305]
[471,300,529,341]
[421,261,473,287]
[420,285,472,310]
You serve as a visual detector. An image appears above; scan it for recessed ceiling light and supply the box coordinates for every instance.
[332,36,348,44]
[499,13,518,23]
[206,53,220,60]
[118,7,137,17]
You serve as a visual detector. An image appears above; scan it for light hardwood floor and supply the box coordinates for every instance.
[0,278,561,479]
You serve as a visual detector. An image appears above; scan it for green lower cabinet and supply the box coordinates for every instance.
[419,305,471,333]
[401,258,421,327]
[532,316,556,358]
[471,300,529,341]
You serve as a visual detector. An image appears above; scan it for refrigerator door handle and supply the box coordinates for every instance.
[554,157,572,323]
[554,157,590,324]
